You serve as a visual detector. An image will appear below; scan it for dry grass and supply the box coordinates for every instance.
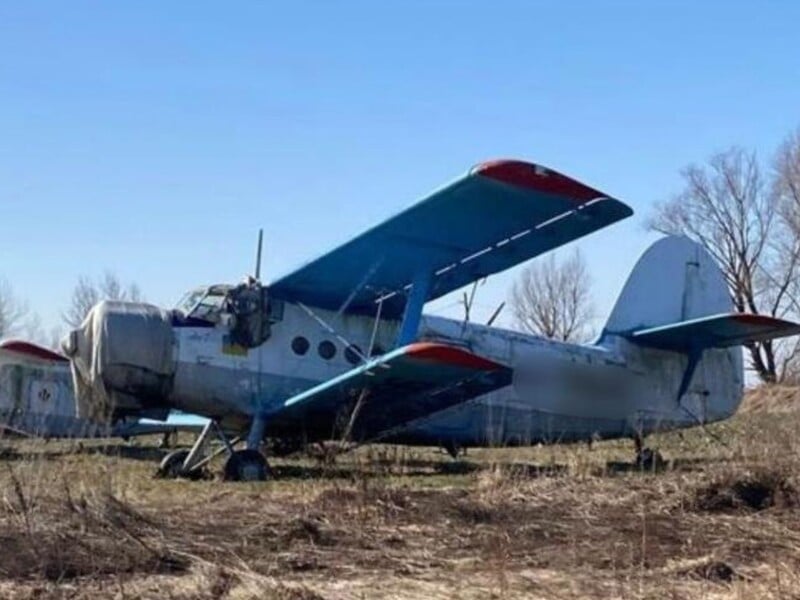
[739,384,800,414]
[2,388,800,598]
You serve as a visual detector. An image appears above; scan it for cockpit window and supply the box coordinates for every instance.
[176,289,205,315]
[174,283,280,345]
[176,288,227,322]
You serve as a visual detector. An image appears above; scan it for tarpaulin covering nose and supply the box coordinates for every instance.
[63,301,176,421]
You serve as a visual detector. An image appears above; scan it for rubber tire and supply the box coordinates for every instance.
[223,449,271,482]
[156,449,191,479]
[636,447,665,470]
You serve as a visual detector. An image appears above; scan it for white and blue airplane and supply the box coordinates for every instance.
[56,159,800,481]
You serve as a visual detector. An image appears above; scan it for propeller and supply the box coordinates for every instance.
[254,228,264,282]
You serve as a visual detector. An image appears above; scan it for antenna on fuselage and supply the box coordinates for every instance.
[254,228,264,281]
[461,281,479,326]
[486,301,505,326]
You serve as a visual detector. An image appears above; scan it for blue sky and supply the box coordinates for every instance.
[1,1,799,338]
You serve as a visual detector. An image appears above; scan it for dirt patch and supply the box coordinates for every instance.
[282,517,339,547]
[695,561,738,582]
[692,468,799,513]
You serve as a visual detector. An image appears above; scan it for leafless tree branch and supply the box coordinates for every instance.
[510,248,594,343]
[63,272,144,328]
[648,141,800,383]
[0,279,29,339]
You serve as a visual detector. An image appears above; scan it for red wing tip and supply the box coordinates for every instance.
[472,159,607,203]
[0,340,68,363]
[406,342,503,370]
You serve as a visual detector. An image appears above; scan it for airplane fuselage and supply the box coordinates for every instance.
[167,301,743,448]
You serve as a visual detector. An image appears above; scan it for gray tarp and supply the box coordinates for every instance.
[62,301,176,420]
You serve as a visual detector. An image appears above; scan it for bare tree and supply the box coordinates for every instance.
[770,128,800,382]
[0,279,29,338]
[63,272,144,327]
[510,248,594,342]
[648,144,800,383]
[20,314,65,350]
[22,312,45,344]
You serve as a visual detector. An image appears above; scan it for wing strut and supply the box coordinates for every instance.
[396,270,433,346]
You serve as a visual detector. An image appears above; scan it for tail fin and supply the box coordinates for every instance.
[604,235,800,351]
[602,236,740,423]
[602,236,800,423]
[604,235,732,335]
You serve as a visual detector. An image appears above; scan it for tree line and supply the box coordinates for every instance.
[0,273,143,349]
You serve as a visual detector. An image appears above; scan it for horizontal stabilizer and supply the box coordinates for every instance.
[630,313,800,352]
[269,342,512,443]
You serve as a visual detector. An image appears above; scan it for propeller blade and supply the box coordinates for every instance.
[254,229,264,281]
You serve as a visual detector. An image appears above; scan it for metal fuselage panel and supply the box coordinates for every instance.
[169,303,743,446]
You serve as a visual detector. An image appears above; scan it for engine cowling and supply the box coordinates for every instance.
[61,300,176,421]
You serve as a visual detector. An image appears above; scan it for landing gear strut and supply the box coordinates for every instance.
[155,419,271,482]
[633,433,664,470]
[158,449,202,480]
[442,440,462,459]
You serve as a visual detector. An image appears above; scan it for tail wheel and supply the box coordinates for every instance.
[223,449,271,482]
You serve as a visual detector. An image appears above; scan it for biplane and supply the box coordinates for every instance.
[53,159,800,480]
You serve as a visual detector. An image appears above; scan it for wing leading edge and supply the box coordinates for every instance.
[267,342,512,443]
[269,160,632,318]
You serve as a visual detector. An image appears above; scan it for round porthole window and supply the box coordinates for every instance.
[344,344,363,365]
[291,336,310,356]
[318,340,336,360]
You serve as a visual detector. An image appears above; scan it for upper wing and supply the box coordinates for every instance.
[269,160,632,317]
[267,342,512,443]
[630,313,800,352]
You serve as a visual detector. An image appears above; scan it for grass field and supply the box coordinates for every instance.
[1,389,800,599]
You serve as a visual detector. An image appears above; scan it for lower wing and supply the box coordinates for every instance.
[268,342,512,443]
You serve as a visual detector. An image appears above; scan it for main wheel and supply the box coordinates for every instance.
[223,449,271,482]
[156,449,191,479]
[636,447,665,470]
